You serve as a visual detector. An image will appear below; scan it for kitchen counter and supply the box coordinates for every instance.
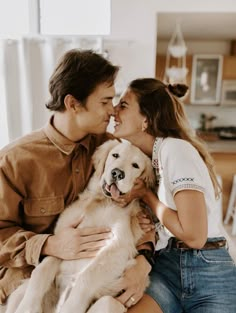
[205,140,236,153]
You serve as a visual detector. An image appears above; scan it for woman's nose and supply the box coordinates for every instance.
[108,102,115,115]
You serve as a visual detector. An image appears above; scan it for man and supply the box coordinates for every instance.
[0,49,154,310]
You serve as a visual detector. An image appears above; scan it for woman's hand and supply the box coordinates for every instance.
[41,217,112,260]
[112,178,149,207]
[137,212,155,233]
[116,255,151,308]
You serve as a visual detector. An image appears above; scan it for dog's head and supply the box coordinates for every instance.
[92,140,155,198]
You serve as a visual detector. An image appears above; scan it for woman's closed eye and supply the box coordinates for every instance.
[118,101,128,109]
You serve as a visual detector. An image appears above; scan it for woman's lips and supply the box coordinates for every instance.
[114,120,120,127]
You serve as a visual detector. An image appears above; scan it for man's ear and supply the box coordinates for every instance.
[64,94,82,112]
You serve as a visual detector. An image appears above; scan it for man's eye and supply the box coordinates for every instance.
[132,163,139,169]
[112,153,119,158]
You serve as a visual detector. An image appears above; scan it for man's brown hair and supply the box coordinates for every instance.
[46,49,119,111]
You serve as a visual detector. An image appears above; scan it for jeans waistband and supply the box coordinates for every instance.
[168,237,227,250]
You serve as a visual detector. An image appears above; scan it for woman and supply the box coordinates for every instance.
[113,78,236,313]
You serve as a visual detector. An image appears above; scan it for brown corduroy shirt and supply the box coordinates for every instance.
[0,117,155,304]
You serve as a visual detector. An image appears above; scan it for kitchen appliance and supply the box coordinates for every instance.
[221,80,236,106]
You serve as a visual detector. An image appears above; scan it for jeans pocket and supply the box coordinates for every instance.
[198,248,235,264]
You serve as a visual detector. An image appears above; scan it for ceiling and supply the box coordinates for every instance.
[157,13,236,41]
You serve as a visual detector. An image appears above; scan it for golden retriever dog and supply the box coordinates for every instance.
[4,140,155,313]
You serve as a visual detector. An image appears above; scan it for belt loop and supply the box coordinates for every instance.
[166,238,173,252]
[225,240,229,251]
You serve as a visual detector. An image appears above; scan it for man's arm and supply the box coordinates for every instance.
[0,166,51,268]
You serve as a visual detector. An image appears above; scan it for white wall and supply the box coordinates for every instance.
[104,0,157,94]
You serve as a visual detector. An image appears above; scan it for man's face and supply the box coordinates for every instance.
[76,82,115,135]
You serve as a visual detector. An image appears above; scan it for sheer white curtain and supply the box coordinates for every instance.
[0,37,102,147]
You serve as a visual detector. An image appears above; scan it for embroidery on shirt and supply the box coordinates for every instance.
[171,177,194,185]
[152,138,163,184]
[172,184,204,196]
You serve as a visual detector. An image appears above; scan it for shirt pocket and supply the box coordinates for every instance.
[24,196,64,217]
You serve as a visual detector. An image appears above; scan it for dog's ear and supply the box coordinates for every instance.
[92,139,120,177]
[140,158,156,189]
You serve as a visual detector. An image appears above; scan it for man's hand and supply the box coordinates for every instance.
[42,217,112,260]
[116,255,151,308]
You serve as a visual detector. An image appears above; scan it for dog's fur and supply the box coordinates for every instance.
[4,140,155,313]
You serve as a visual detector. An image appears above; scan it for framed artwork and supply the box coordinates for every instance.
[190,54,223,105]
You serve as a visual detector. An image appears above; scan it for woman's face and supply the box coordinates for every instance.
[113,88,146,141]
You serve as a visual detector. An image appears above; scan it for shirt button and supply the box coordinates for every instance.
[75,168,80,173]
[40,208,46,214]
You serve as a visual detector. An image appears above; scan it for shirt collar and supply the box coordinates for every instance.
[43,115,92,155]
[152,137,163,169]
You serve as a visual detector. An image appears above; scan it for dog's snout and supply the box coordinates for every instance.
[111,168,125,181]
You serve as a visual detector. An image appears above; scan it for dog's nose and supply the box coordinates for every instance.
[111,168,125,181]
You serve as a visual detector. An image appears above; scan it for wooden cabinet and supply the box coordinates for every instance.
[223,56,236,80]
[156,54,236,85]
[211,153,236,219]
[156,54,193,84]
[156,54,193,103]
[156,55,236,106]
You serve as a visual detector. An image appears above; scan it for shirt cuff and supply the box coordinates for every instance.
[25,234,51,266]
[137,229,156,252]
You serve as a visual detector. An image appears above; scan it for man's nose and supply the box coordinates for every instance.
[108,102,115,115]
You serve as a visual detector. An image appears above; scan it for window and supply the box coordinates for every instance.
[39,0,111,35]
[0,0,111,37]
[0,0,31,38]
[0,0,110,147]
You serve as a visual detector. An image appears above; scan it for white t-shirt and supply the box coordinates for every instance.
[152,137,223,250]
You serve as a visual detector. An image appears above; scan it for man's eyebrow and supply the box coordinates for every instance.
[101,96,114,100]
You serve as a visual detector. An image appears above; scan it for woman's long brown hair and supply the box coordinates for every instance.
[129,78,221,198]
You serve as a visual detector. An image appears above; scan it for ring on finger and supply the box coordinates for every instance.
[126,296,135,307]
[130,296,135,303]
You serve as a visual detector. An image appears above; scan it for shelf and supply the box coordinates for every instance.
[206,140,236,153]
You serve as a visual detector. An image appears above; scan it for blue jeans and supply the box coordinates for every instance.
[146,237,236,313]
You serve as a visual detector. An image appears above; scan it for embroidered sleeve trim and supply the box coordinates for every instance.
[172,184,205,196]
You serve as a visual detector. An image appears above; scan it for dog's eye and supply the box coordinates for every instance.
[112,153,119,158]
[132,163,139,169]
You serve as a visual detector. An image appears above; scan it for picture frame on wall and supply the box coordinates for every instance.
[190,54,223,105]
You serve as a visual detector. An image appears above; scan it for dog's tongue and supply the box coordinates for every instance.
[110,183,120,198]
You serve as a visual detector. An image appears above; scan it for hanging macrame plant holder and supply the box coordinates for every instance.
[165,23,188,85]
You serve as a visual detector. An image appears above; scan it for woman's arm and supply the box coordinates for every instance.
[116,178,208,249]
[142,188,208,249]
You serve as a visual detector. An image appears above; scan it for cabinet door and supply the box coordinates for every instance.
[223,56,236,80]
